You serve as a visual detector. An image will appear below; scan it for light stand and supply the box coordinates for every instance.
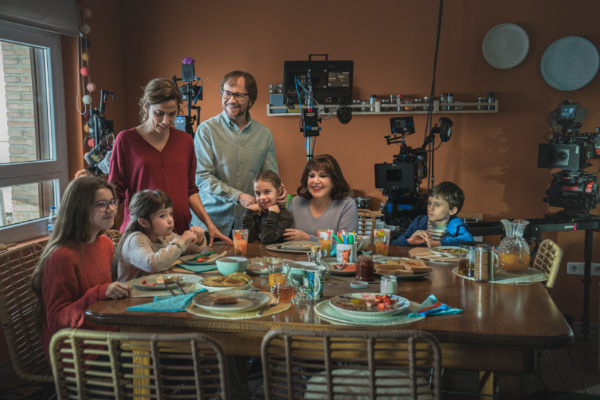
[172,58,202,136]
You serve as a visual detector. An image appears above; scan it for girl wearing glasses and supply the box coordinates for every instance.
[109,78,231,246]
[31,175,131,362]
[112,189,206,282]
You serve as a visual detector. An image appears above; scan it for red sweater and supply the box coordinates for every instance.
[41,235,116,362]
[109,127,200,234]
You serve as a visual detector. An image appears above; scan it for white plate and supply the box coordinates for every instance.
[246,257,291,276]
[482,23,529,69]
[322,257,355,276]
[197,276,254,292]
[131,274,189,291]
[281,241,319,252]
[192,290,269,313]
[541,36,599,91]
[428,246,464,257]
[329,293,410,317]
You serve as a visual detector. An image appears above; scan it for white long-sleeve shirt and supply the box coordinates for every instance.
[117,231,205,282]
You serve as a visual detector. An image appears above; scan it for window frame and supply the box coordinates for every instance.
[0,21,69,243]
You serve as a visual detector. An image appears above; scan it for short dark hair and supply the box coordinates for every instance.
[297,154,350,200]
[253,170,282,192]
[220,71,258,107]
[430,181,465,212]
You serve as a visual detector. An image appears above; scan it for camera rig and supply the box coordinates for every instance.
[84,89,115,175]
[537,101,600,217]
[375,116,453,227]
[172,57,202,135]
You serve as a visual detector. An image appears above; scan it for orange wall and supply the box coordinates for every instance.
[2,0,599,368]
[70,0,600,321]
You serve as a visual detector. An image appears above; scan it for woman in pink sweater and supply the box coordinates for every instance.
[31,175,131,362]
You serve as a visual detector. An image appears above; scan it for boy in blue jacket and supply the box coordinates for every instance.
[392,181,473,247]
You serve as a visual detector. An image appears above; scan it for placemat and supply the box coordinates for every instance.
[185,296,292,319]
[128,274,204,298]
[314,300,425,326]
[409,247,459,262]
[452,267,547,284]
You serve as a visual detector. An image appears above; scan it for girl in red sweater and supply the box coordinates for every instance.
[31,175,131,362]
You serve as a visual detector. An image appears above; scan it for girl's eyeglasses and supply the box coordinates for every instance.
[93,198,119,211]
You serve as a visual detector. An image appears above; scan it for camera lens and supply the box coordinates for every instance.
[557,150,569,161]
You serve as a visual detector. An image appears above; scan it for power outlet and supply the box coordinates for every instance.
[567,262,600,276]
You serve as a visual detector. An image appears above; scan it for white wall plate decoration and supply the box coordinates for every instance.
[540,36,599,91]
[482,23,529,69]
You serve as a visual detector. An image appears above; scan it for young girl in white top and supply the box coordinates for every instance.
[112,189,206,282]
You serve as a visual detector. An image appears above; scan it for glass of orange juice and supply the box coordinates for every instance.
[317,229,334,257]
[374,228,390,256]
[232,229,248,256]
[268,263,287,292]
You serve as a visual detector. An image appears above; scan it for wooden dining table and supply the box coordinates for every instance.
[86,243,573,399]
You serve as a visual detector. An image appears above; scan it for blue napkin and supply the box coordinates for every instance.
[408,294,462,318]
[127,289,206,312]
[176,264,218,273]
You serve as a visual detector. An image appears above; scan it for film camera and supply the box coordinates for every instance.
[84,89,115,175]
[172,57,202,135]
[538,101,600,216]
[375,116,453,227]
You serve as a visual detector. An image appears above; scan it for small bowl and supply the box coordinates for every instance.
[216,257,248,275]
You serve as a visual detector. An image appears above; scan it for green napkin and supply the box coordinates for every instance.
[127,289,205,312]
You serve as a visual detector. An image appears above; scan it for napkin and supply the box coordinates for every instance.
[127,289,206,312]
[408,294,462,318]
[175,264,218,273]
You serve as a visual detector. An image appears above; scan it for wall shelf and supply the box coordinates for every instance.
[267,100,499,116]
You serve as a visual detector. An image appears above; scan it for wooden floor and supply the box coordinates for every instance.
[1,323,599,399]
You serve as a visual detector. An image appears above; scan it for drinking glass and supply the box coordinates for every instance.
[317,229,334,257]
[272,282,295,302]
[268,263,286,292]
[232,229,248,256]
[373,228,390,256]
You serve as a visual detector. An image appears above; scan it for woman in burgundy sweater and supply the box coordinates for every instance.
[109,78,230,246]
[31,175,131,362]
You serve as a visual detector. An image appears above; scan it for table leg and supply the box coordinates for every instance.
[582,229,593,339]
[497,373,522,400]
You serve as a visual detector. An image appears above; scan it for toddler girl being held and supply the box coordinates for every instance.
[113,189,206,282]
[242,170,294,244]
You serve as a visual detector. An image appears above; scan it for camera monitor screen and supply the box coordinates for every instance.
[375,163,416,190]
[283,60,353,105]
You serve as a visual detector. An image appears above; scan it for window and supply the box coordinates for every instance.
[0,21,68,243]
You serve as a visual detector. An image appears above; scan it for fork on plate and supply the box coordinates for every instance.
[257,295,280,316]
[156,275,177,296]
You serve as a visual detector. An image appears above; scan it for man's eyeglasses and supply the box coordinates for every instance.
[93,198,119,211]
[221,90,249,102]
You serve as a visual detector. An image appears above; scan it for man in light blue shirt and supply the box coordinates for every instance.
[192,71,282,240]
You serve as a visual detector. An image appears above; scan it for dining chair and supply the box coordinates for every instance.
[261,328,442,399]
[531,239,563,294]
[0,242,54,390]
[50,328,229,400]
[104,229,122,249]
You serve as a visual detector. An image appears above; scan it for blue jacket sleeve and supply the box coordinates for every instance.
[391,216,427,246]
[440,217,474,246]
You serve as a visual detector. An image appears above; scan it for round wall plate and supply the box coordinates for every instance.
[482,23,529,69]
[541,36,599,91]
